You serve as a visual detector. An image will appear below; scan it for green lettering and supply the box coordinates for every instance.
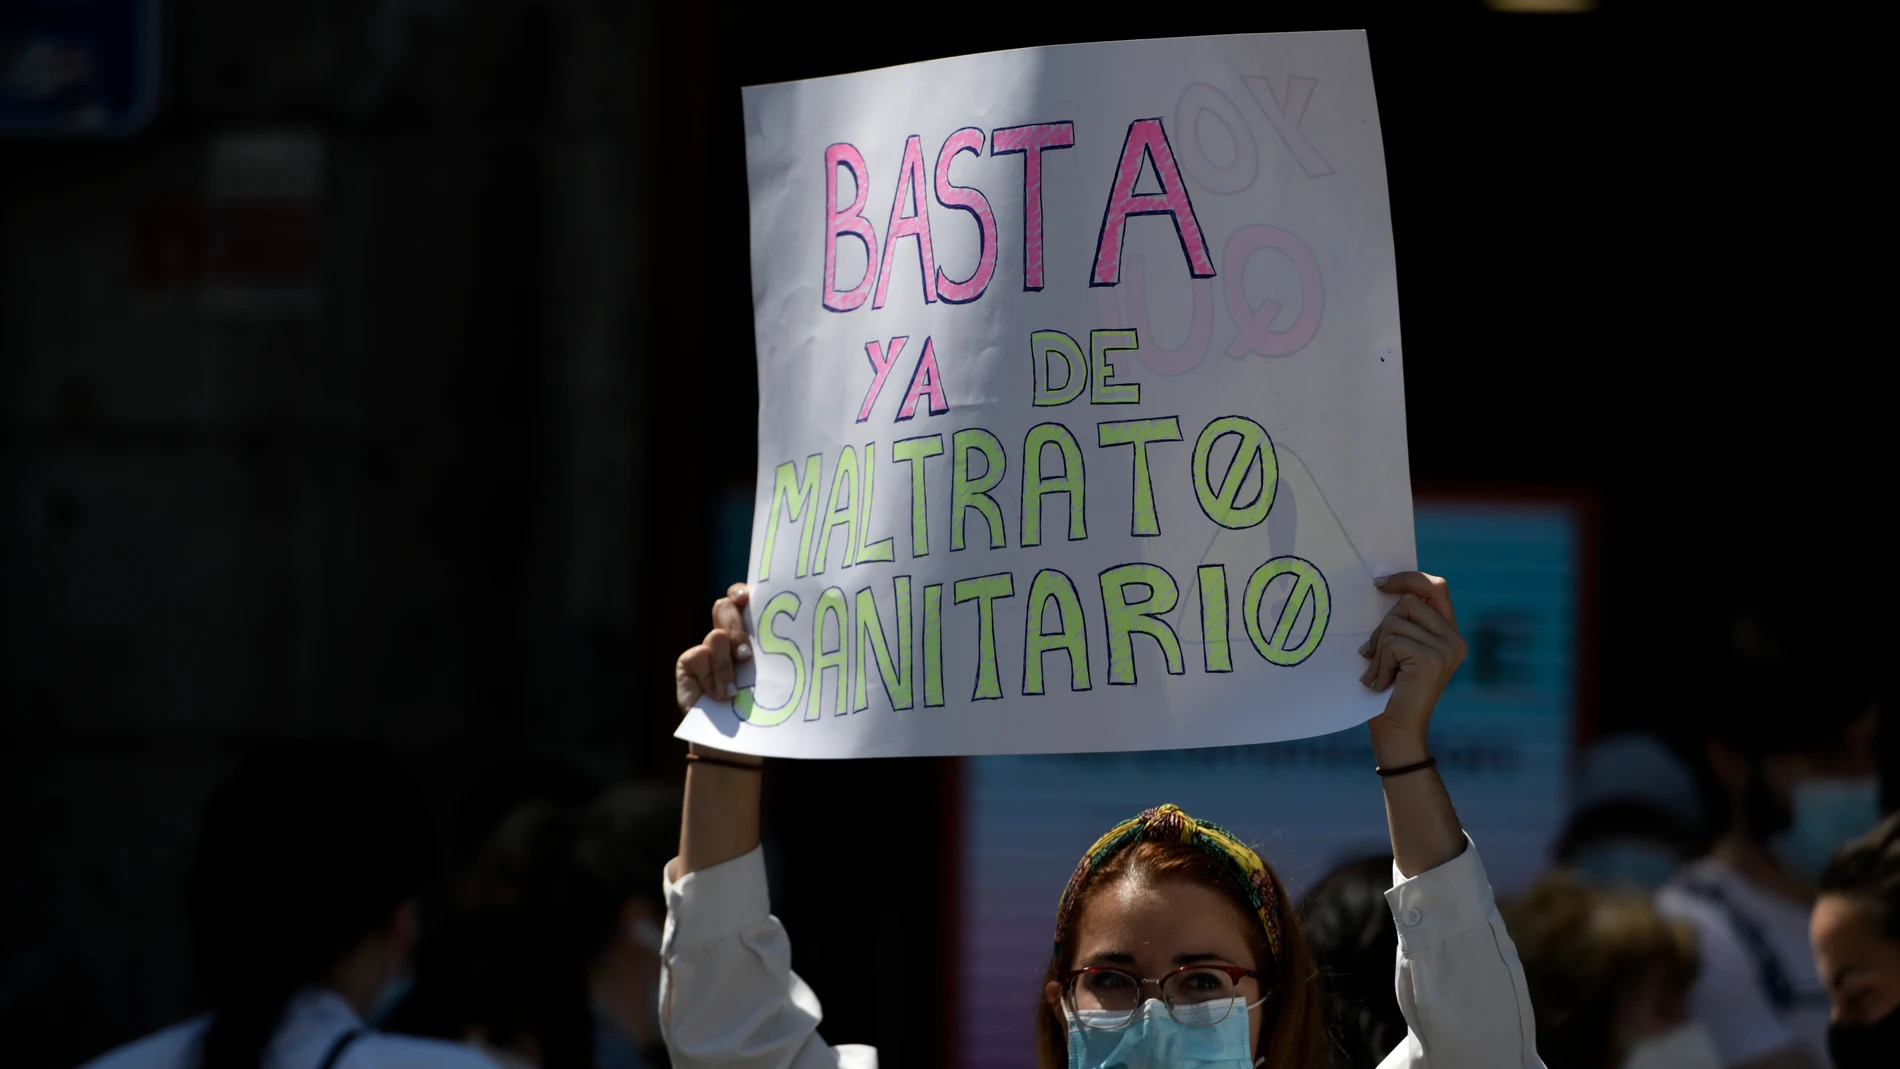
[892,435,944,559]
[923,582,945,707]
[854,443,895,565]
[733,592,804,726]
[1098,417,1183,536]
[811,444,860,575]
[951,428,1007,551]
[852,579,913,712]
[1032,329,1088,407]
[953,573,1015,700]
[1197,564,1232,672]
[1100,563,1183,684]
[1243,556,1331,666]
[1192,416,1277,530]
[1021,423,1086,548]
[1023,569,1089,695]
[808,587,849,718]
[759,455,822,581]
[1089,328,1141,405]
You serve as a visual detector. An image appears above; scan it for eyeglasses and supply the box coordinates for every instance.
[1058,964,1268,1029]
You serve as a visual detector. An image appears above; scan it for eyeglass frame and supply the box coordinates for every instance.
[1057,964,1272,1029]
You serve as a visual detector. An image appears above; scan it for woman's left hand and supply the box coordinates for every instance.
[1359,571,1467,760]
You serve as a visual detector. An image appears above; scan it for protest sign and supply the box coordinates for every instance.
[677,31,1415,758]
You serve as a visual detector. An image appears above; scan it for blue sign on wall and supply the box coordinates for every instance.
[0,0,160,138]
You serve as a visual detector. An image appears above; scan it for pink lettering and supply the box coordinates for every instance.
[989,121,1075,291]
[933,127,998,304]
[1090,118,1215,287]
[896,337,950,421]
[872,135,939,310]
[824,144,877,312]
[1223,225,1324,359]
[1096,254,1214,376]
[857,336,908,423]
[1174,83,1259,195]
[1240,75,1335,179]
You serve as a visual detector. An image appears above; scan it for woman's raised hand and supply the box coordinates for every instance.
[676,582,754,713]
[1358,571,1467,762]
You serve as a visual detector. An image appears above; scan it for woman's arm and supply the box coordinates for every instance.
[1360,572,1544,1068]
[1358,571,1467,878]
[662,584,877,1069]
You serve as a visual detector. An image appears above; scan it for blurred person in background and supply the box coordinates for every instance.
[1298,856,1405,1069]
[537,783,682,1069]
[1809,812,1900,1068]
[1657,658,1882,1069]
[1504,874,1715,1069]
[452,756,604,912]
[1556,733,1705,893]
[78,740,499,1069]
[383,909,593,1069]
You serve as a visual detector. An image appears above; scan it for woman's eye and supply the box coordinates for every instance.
[1084,971,1134,991]
[1182,971,1225,991]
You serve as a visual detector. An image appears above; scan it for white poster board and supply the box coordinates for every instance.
[678,31,1414,759]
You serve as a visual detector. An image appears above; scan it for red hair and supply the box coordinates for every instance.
[1034,839,1325,1068]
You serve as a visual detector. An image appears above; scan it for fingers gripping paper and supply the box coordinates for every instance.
[679,32,1415,759]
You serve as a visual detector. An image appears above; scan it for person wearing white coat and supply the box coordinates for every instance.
[75,741,502,1069]
[659,573,1547,1069]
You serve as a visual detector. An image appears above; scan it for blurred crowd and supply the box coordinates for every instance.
[69,612,1899,1069]
[1303,617,1895,1069]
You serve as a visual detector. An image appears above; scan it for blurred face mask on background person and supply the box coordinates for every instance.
[1569,839,1682,891]
[1829,1005,1900,1069]
[1771,777,1880,882]
[1066,999,1262,1069]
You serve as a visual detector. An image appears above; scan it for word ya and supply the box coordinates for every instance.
[825,117,1213,312]
[736,560,1330,725]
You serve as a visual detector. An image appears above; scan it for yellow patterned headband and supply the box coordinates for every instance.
[1052,804,1282,961]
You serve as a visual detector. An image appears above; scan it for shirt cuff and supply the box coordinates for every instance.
[1384,832,1493,954]
[662,845,772,950]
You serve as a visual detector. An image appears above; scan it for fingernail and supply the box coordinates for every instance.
[1357,642,1370,657]
[722,683,736,699]
[736,643,752,659]
[1373,575,1388,587]
[735,584,749,597]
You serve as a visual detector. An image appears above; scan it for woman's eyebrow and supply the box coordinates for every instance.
[1172,952,1236,965]
[1081,951,1136,965]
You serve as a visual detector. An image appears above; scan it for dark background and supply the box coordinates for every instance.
[1,1,1884,1067]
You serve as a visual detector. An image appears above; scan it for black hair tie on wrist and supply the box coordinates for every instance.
[686,752,764,772]
[1375,756,1437,778]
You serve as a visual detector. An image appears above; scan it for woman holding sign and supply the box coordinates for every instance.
[659,572,1543,1069]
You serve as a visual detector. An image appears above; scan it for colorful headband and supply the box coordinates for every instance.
[1052,803,1282,962]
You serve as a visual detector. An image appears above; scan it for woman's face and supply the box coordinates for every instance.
[1811,892,1900,1025]
[1045,873,1266,1054]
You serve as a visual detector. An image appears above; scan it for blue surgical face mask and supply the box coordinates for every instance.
[1771,777,1881,882]
[1066,998,1262,1069]
[1568,839,1682,891]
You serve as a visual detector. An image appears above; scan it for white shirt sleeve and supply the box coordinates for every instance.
[1653,889,1799,1066]
[658,847,878,1069]
[1375,835,1546,1069]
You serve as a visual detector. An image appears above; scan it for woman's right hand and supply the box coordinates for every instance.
[673,583,765,878]
[674,582,760,765]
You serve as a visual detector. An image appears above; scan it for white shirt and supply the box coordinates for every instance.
[658,835,1545,1068]
[77,988,502,1069]
[1656,858,1831,1067]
